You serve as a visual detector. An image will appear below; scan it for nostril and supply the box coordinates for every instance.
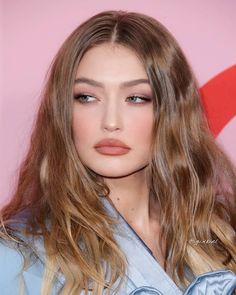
[103,124,121,132]
[103,123,121,132]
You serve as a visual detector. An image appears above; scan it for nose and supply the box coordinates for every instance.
[101,100,122,132]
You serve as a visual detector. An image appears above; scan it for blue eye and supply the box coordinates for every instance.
[74,94,96,103]
[126,96,151,103]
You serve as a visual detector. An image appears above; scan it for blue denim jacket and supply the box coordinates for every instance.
[0,198,236,294]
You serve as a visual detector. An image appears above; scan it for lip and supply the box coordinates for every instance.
[94,138,131,156]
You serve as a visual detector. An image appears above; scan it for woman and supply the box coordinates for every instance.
[0,10,236,295]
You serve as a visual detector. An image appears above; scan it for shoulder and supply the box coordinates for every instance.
[0,234,64,295]
[0,239,25,294]
[0,237,51,294]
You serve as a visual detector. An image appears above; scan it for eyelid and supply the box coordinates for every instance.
[74,91,96,97]
[126,95,152,103]
[73,93,97,103]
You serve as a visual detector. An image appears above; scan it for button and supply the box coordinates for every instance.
[129,286,163,295]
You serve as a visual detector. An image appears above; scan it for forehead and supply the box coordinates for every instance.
[75,43,148,82]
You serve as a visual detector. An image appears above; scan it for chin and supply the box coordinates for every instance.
[88,165,148,179]
[96,171,135,179]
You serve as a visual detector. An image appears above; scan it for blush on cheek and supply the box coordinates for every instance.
[128,116,153,140]
[72,112,98,155]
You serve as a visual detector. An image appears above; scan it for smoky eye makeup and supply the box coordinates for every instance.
[126,95,152,104]
[73,93,152,103]
[73,85,153,104]
[73,92,97,103]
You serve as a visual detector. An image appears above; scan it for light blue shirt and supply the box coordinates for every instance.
[1,198,236,294]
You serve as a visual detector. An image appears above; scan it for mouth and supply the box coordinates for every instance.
[94,138,131,156]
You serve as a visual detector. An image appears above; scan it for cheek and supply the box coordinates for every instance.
[126,110,153,143]
[72,111,96,145]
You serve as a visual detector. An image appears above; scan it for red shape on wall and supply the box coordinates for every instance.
[200,65,236,137]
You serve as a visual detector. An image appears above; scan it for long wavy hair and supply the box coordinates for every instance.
[1,10,236,295]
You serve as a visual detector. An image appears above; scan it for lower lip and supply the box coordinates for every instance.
[95,146,130,155]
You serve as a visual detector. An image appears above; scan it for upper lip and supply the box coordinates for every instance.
[94,138,130,149]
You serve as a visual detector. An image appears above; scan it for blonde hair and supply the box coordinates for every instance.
[0,10,236,294]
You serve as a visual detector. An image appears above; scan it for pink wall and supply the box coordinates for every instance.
[1,0,236,204]
[0,0,3,124]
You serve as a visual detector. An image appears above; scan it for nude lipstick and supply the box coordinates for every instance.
[94,138,131,156]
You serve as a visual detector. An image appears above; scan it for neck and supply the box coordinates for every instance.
[104,168,158,227]
[104,168,165,267]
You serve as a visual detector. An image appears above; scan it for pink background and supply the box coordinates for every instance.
[1,0,236,205]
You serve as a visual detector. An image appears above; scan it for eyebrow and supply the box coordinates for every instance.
[74,77,150,88]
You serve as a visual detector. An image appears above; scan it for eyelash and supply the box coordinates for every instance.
[74,94,96,103]
[73,94,152,104]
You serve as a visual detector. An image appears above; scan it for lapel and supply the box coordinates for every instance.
[102,197,183,295]
[16,231,65,290]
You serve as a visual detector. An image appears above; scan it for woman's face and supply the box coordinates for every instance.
[72,43,154,178]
